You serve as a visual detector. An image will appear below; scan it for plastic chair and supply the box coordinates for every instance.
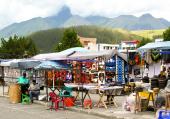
[22,94,31,104]
[49,92,64,111]
[59,87,73,97]
[59,87,74,107]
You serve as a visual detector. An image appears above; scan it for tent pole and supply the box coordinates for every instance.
[52,70,55,91]
[45,71,48,102]
[127,49,129,84]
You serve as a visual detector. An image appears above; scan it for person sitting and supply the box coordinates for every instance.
[159,66,167,78]
[142,76,149,83]
[167,67,170,79]
[28,80,40,103]
[17,72,29,94]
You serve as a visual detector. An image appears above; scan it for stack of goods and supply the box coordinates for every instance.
[98,57,105,72]
[47,71,54,86]
[97,57,105,84]
[72,61,81,83]
[105,58,116,83]
[116,56,125,84]
[90,63,98,83]
[83,62,93,83]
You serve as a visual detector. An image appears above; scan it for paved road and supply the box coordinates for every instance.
[0,97,105,119]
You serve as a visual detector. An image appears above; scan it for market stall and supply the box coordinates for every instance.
[34,60,70,101]
[130,41,170,113]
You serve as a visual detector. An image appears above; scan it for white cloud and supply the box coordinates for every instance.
[0,0,65,29]
[0,0,170,29]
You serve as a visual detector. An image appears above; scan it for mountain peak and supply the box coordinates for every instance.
[140,13,154,19]
[57,6,71,17]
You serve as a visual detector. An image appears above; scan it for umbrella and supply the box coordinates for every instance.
[34,60,69,90]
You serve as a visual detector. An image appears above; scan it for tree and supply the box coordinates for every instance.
[0,35,38,59]
[163,27,170,41]
[54,28,82,52]
[137,37,152,48]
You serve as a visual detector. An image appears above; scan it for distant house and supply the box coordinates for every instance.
[85,43,119,51]
[79,36,97,47]
[120,40,140,50]
[79,36,119,51]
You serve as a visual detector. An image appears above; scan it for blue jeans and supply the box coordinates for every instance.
[29,91,40,102]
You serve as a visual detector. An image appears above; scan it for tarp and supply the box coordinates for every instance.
[0,59,22,67]
[32,47,88,60]
[68,50,113,60]
[137,41,170,51]
[10,59,41,69]
[68,50,128,61]
[34,60,69,70]
[32,47,127,61]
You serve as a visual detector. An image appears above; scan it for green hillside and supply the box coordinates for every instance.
[28,25,142,53]
[131,29,165,39]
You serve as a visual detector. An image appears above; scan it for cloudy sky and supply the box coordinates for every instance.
[0,0,170,29]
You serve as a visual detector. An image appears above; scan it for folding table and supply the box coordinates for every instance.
[96,86,123,109]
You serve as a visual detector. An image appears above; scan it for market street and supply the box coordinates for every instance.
[0,97,105,119]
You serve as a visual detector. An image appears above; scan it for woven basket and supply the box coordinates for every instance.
[9,84,21,103]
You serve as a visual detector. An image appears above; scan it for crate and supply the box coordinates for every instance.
[139,91,155,101]
[158,110,170,119]
[140,97,148,111]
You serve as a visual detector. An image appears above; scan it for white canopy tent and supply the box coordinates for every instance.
[137,41,170,77]
[32,47,89,60]
[68,50,128,61]
[137,41,170,51]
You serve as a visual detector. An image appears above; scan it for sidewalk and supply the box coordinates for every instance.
[0,86,155,119]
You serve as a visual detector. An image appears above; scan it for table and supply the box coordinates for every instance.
[146,90,155,111]
[64,83,97,103]
[95,86,123,109]
[135,89,155,113]
[65,83,123,109]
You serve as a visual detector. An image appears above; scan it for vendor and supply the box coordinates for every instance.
[17,72,29,84]
[28,80,40,103]
[17,72,29,94]
[159,66,167,78]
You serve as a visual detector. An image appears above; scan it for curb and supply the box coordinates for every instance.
[0,95,9,98]
[0,96,135,119]
[33,100,121,119]
[67,107,124,119]
[34,100,48,106]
